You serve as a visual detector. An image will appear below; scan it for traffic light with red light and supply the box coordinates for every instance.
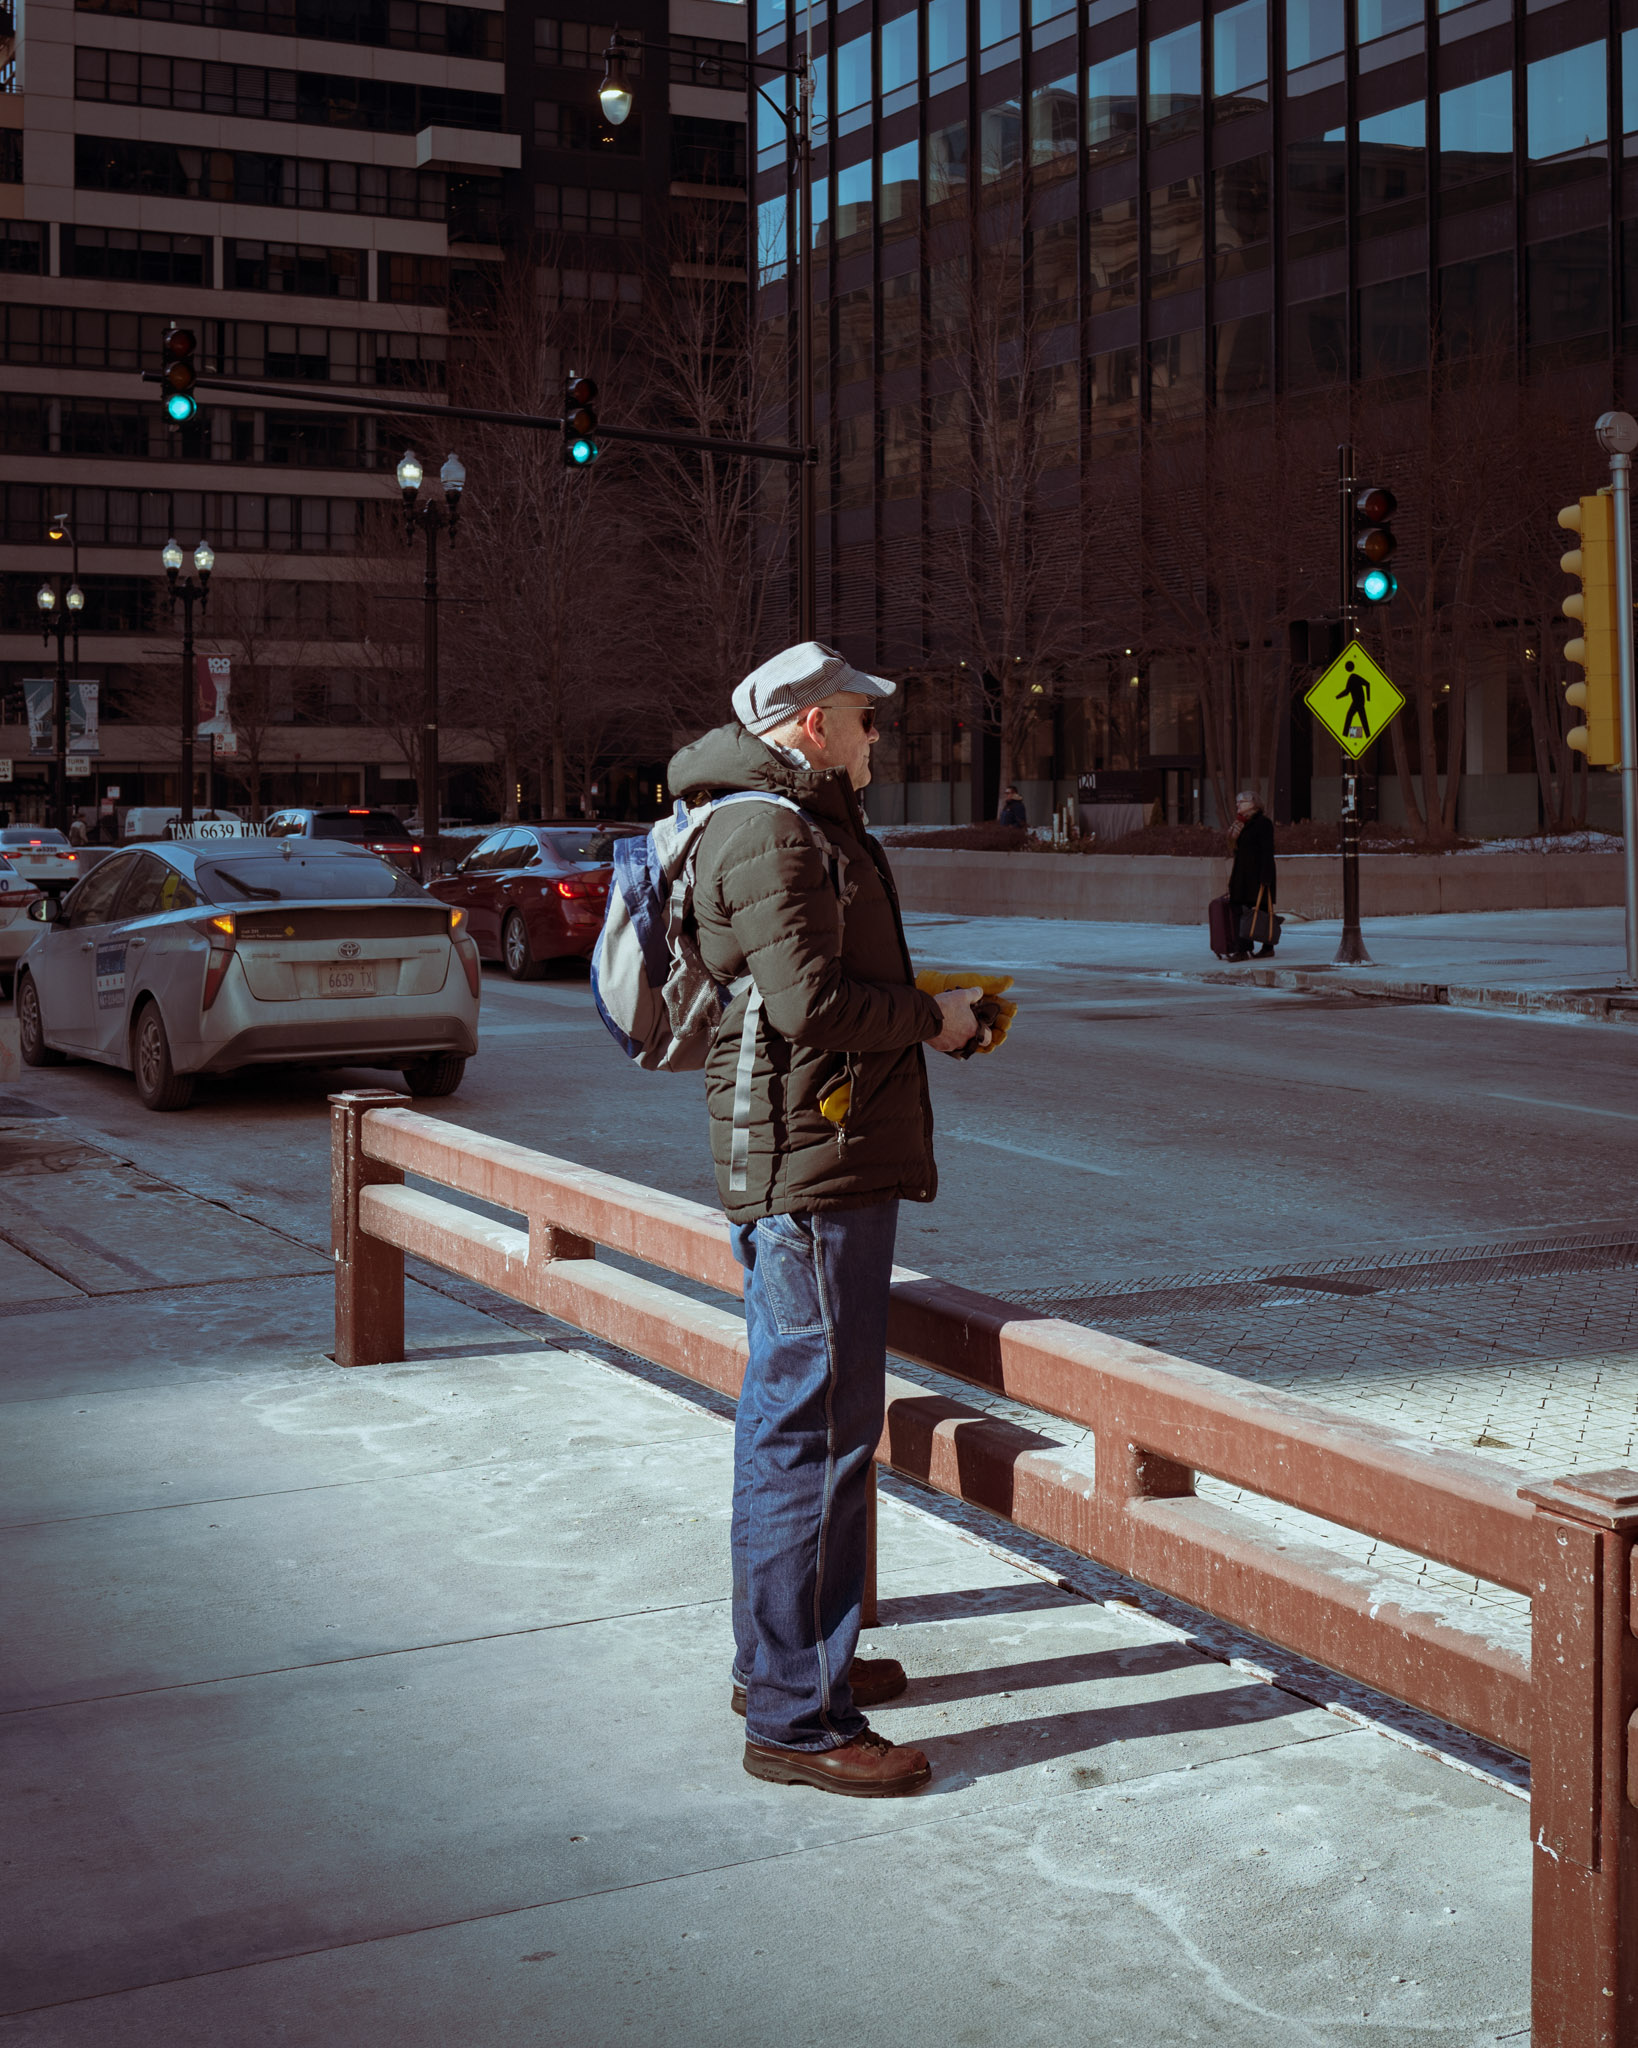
[1353,486,1398,604]
[563,371,599,468]
[162,326,198,424]
[1558,493,1621,764]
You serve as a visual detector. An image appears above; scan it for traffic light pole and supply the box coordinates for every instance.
[1336,442,1370,965]
[1595,411,1638,985]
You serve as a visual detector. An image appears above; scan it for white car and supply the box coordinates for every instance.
[0,855,41,997]
[0,826,91,890]
[15,838,481,1111]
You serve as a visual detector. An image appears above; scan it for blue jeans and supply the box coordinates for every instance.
[729,1200,900,1752]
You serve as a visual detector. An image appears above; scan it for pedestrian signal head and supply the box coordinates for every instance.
[162,326,198,423]
[564,372,599,468]
[1353,485,1398,604]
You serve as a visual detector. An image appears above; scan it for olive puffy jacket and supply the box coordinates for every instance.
[667,721,944,1221]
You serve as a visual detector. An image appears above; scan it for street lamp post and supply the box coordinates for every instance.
[35,577,85,834]
[48,511,82,673]
[396,450,465,871]
[163,538,213,828]
[600,30,816,639]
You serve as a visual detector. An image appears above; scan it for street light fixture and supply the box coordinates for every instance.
[395,450,465,873]
[36,576,85,832]
[597,28,817,637]
[161,535,212,829]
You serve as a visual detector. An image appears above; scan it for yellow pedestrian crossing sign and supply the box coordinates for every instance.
[1305,639,1405,760]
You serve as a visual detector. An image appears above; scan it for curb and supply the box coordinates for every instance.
[1166,965,1638,1022]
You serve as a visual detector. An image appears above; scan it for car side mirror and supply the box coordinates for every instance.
[28,894,61,923]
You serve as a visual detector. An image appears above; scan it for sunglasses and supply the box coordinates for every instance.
[837,705,878,735]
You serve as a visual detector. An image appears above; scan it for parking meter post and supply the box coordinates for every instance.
[1595,412,1638,985]
[331,1090,411,1368]
[1520,1469,1638,2045]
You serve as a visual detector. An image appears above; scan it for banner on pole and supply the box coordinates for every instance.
[196,655,235,752]
[69,681,99,754]
[25,680,101,755]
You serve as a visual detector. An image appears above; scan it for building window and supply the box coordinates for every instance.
[1440,71,1512,212]
[75,136,447,219]
[671,116,745,186]
[383,254,448,304]
[927,0,967,73]
[541,268,643,306]
[1030,73,1079,169]
[1214,156,1269,276]
[0,132,21,185]
[75,0,503,61]
[535,184,643,237]
[882,403,919,498]
[881,12,918,96]
[1286,293,1346,385]
[980,97,1022,183]
[1285,0,1343,71]
[836,33,872,113]
[1031,216,1078,318]
[928,120,968,217]
[881,268,919,370]
[669,35,746,88]
[1215,315,1270,406]
[535,18,636,70]
[1527,230,1610,349]
[1089,348,1138,444]
[73,47,501,131]
[1146,24,1201,142]
[1439,252,1513,356]
[836,160,873,251]
[1149,329,1205,419]
[1212,0,1266,115]
[224,240,362,296]
[1285,127,1346,258]
[1359,273,1427,376]
[757,194,788,282]
[1357,100,1425,239]
[0,484,365,552]
[1087,50,1137,163]
[64,225,209,285]
[1527,43,1606,163]
[880,138,920,234]
[0,221,45,272]
[1088,197,1138,310]
[1148,177,1204,297]
[1357,0,1419,47]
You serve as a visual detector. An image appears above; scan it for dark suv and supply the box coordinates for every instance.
[262,808,424,880]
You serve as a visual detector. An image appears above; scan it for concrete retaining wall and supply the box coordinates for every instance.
[886,849,1626,924]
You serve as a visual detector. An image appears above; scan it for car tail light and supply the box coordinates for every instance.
[554,876,600,898]
[197,912,236,1010]
[448,908,481,997]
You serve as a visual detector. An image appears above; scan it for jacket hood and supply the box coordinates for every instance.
[667,721,858,832]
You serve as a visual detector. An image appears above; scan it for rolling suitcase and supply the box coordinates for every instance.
[1208,893,1238,959]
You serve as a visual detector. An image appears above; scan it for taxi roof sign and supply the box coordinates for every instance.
[1304,639,1406,760]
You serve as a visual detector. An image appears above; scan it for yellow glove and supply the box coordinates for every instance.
[915,968,1018,1057]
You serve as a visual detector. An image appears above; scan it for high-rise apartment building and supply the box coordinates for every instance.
[749,0,1632,830]
[0,0,517,826]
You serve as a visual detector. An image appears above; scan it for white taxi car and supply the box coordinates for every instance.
[0,854,41,997]
[0,826,91,890]
[15,838,481,1110]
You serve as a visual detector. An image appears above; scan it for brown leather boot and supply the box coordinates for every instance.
[731,1655,907,1719]
[743,1727,931,1798]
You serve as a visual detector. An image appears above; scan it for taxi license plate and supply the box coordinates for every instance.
[323,967,377,997]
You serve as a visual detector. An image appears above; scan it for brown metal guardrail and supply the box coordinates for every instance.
[331,1088,1638,2046]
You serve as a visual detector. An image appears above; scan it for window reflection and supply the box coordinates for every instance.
[1031,215,1078,317]
[881,268,919,369]
[928,120,968,216]
[1625,28,1638,137]
[836,34,871,113]
[1357,100,1425,240]
[1088,197,1138,310]
[1148,177,1204,297]
[1215,315,1270,406]
[1441,73,1512,216]
[1146,24,1201,141]
[1439,252,1513,356]
[836,159,872,248]
[1286,293,1346,385]
[1527,230,1610,354]
[1088,346,1140,444]
[882,402,918,498]
[1030,73,1079,168]
[836,286,872,385]
[756,194,787,283]
[1526,44,1606,161]
[1212,0,1267,115]
[1359,273,1427,376]
[1087,50,1137,161]
[1285,125,1346,257]
[1285,0,1342,70]
[1214,155,1269,277]
[927,0,966,73]
[980,0,1020,46]
[1357,0,1419,45]
[981,97,1022,182]
[880,138,919,234]
[880,12,917,95]
[1148,329,1205,418]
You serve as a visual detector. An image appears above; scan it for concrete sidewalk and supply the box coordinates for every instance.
[0,1111,1533,2046]
[906,903,1638,1021]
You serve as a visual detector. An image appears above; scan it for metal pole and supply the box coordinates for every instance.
[795,56,816,641]
[422,512,440,869]
[180,586,195,828]
[1595,411,1638,985]
[1335,441,1370,965]
[52,618,68,836]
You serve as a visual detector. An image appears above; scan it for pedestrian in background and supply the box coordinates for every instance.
[1226,788,1277,960]
[997,785,1027,828]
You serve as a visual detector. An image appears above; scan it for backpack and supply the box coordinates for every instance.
[592,795,850,1185]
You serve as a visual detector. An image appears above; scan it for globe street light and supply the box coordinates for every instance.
[36,576,85,831]
[396,451,465,874]
[598,30,816,636]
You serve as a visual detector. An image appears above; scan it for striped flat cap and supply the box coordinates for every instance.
[732,641,896,736]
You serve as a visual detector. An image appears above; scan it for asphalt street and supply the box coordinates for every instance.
[5,934,1636,1299]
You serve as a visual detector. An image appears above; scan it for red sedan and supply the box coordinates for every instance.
[429,823,644,980]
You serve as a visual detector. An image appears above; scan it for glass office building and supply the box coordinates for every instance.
[750,0,1635,826]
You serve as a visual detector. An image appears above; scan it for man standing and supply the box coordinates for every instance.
[669,642,981,1797]
[1226,787,1278,960]
[997,785,1028,828]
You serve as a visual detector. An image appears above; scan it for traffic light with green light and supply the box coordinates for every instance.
[563,371,598,469]
[162,326,198,424]
[1558,493,1621,765]
[1353,486,1398,604]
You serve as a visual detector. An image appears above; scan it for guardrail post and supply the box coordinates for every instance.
[330,1089,411,1369]
[1521,1468,1638,2047]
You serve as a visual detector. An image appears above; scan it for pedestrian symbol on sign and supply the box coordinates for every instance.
[1304,639,1405,760]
